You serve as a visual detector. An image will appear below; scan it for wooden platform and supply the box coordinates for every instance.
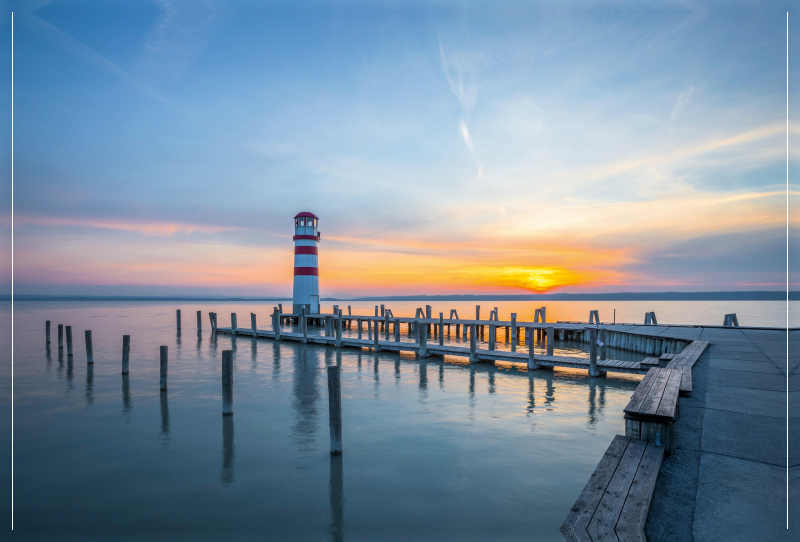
[561,435,665,542]
[215,327,649,375]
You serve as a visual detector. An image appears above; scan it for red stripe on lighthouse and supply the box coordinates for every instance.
[294,267,319,276]
[293,235,319,241]
[294,246,318,255]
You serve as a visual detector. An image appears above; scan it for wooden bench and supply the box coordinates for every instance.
[561,435,665,542]
[665,340,709,396]
[623,367,681,453]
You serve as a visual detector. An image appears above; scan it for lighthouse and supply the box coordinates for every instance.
[292,212,321,315]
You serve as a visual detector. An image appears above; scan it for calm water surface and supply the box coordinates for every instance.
[2,299,790,539]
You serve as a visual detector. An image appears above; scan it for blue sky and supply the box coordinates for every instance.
[0,1,797,296]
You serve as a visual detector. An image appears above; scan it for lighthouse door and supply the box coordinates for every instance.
[310,295,320,315]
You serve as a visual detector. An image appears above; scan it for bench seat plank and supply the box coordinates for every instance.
[636,368,672,418]
[615,442,666,541]
[561,436,631,541]
[655,369,682,419]
[623,369,659,414]
[587,439,648,541]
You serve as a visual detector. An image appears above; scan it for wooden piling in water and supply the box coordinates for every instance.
[66,326,73,356]
[511,313,517,352]
[122,335,130,374]
[251,313,257,338]
[547,326,554,356]
[301,307,308,344]
[528,332,540,370]
[587,328,600,377]
[231,313,237,336]
[357,318,362,339]
[469,323,477,362]
[160,346,168,390]
[418,320,428,358]
[85,330,93,364]
[439,313,444,346]
[336,315,343,348]
[197,311,202,331]
[489,324,496,350]
[58,324,64,349]
[599,329,606,361]
[46,321,51,344]
[373,319,380,352]
[221,350,233,415]
[327,365,343,455]
[395,319,400,342]
[176,309,181,329]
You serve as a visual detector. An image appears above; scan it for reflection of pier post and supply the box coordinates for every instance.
[488,369,496,394]
[220,416,235,485]
[543,371,555,407]
[122,374,132,421]
[272,341,281,380]
[439,364,444,389]
[251,335,258,371]
[527,372,535,413]
[373,354,380,396]
[587,379,597,426]
[160,391,170,448]
[291,345,320,452]
[418,358,427,391]
[85,363,94,405]
[329,455,344,542]
[196,330,202,353]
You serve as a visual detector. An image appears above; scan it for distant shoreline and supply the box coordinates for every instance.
[4,291,797,302]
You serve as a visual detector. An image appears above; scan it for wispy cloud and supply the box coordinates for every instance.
[140,0,230,82]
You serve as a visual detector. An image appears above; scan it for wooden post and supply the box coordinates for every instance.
[547,326,554,356]
[375,306,378,317]
[476,305,480,321]
[209,312,215,331]
[46,321,51,343]
[511,313,517,352]
[85,330,93,364]
[160,345,168,390]
[469,323,476,363]
[122,335,130,374]
[650,312,658,325]
[599,329,606,360]
[231,313,237,336]
[439,313,444,346]
[249,313,256,338]
[528,332,540,370]
[373,319,380,352]
[301,307,308,344]
[197,311,202,331]
[176,309,181,329]
[645,312,652,325]
[336,314,342,348]
[418,320,428,358]
[395,319,400,342]
[327,366,343,455]
[221,349,233,415]
[587,328,600,377]
[273,309,281,340]
[357,318,362,339]
[367,319,372,341]
[489,324,496,350]
[541,307,547,323]
[380,304,385,317]
[58,324,64,349]
[348,306,351,316]
[66,326,73,356]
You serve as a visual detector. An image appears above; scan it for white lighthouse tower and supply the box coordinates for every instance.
[292,212,321,315]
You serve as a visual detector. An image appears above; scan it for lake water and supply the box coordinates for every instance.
[1,299,792,540]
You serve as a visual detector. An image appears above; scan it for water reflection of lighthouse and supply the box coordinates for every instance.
[292,212,321,315]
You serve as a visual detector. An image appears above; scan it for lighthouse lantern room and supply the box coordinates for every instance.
[292,212,321,315]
